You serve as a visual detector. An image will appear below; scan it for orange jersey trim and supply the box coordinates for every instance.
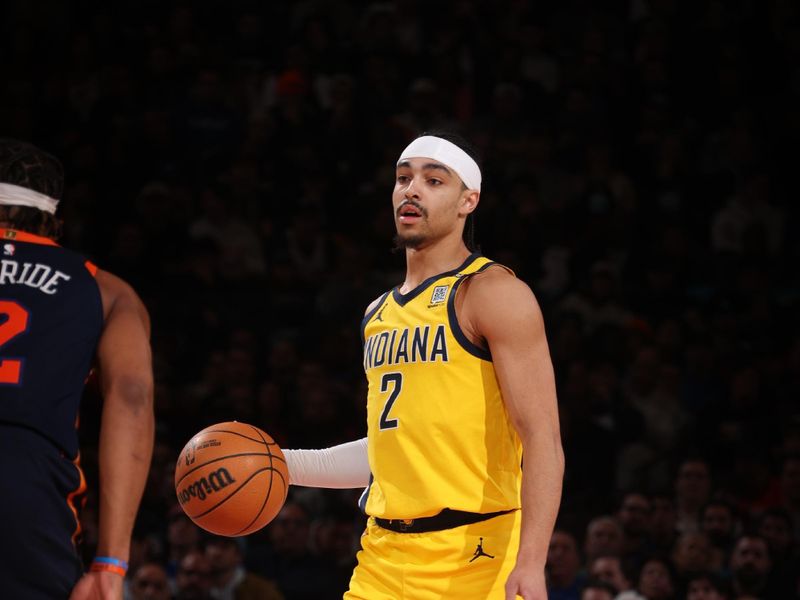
[0,228,59,247]
[67,452,88,547]
[84,261,98,277]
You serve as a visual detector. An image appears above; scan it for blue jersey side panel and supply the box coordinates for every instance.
[0,239,103,457]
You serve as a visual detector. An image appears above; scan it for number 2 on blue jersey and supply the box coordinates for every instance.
[0,300,30,385]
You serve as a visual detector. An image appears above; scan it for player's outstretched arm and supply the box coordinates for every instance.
[284,437,370,488]
[70,270,155,600]
[463,268,564,600]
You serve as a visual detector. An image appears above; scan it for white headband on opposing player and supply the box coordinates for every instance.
[0,182,59,214]
[397,136,482,191]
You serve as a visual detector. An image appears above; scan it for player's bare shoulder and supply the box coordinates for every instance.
[460,264,542,335]
[465,264,537,308]
[95,269,150,329]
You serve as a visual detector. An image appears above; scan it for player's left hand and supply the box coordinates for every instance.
[505,565,547,600]
[69,571,124,600]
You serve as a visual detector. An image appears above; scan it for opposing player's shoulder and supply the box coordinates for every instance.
[95,268,150,326]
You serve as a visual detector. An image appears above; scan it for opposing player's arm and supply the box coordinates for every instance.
[94,270,155,561]
[461,268,564,599]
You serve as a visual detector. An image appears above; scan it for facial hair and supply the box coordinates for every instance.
[393,199,428,251]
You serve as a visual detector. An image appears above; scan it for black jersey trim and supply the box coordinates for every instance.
[358,473,373,514]
[361,291,391,344]
[446,261,499,362]
[391,253,481,307]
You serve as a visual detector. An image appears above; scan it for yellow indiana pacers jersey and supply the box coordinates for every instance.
[360,254,523,520]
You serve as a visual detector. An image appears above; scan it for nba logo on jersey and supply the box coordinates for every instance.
[3,243,15,256]
[429,285,449,306]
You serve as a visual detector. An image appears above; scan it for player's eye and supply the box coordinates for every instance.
[396,175,410,184]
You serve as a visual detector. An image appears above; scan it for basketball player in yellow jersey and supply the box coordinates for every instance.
[280,132,564,599]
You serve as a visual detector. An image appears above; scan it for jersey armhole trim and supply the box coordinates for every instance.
[84,261,98,277]
[358,473,373,514]
[446,264,496,362]
[361,291,391,344]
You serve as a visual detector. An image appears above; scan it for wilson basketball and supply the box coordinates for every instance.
[174,421,289,537]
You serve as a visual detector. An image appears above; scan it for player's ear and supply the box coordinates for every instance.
[459,190,479,216]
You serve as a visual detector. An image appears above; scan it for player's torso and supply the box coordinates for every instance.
[0,229,103,457]
[361,254,522,519]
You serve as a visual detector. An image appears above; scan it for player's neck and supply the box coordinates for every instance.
[401,238,471,292]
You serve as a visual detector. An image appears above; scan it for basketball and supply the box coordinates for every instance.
[174,421,289,537]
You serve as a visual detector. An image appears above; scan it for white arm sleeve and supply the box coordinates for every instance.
[283,437,370,488]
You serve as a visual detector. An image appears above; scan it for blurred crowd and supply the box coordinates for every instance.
[2,0,799,598]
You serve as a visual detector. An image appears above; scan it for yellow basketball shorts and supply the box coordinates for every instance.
[345,509,521,599]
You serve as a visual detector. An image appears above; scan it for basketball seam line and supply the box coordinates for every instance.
[176,452,286,486]
[189,466,288,521]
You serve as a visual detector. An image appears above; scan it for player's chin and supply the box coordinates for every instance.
[392,232,427,250]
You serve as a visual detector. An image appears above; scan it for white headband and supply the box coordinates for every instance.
[398,136,481,191]
[0,182,59,214]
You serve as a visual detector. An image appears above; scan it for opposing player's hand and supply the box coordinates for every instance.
[505,565,547,600]
[69,571,124,600]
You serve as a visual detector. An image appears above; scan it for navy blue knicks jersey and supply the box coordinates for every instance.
[0,228,103,459]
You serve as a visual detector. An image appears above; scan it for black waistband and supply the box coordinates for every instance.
[374,508,515,534]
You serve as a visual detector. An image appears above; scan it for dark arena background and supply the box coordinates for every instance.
[2,1,798,598]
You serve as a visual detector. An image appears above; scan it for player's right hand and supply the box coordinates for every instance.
[69,571,124,600]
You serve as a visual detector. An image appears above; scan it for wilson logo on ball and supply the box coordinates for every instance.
[177,467,236,504]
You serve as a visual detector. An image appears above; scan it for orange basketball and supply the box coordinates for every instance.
[174,421,288,537]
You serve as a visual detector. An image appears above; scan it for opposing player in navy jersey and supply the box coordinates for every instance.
[0,139,154,599]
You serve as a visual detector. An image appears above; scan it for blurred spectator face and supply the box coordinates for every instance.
[131,563,171,600]
[581,587,614,600]
[630,348,659,393]
[759,512,793,557]
[687,576,725,600]
[585,517,623,561]
[638,558,675,600]
[268,339,298,373]
[618,493,652,536]
[590,556,630,593]
[176,550,212,600]
[651,495,677,539]
[168,512,201,559]
[205,538,242,578]
[547,531,581,584]
[673,532,712,574]
[676,460,711,506]
[702,503,735,546]
[270,502,311,557]
[730,536,771,591]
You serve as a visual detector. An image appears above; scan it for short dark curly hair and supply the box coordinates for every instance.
[0,138,64,238]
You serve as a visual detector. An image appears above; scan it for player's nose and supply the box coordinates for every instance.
[403,175,421,198]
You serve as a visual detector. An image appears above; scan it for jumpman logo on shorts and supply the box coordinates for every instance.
[469,537,495,562]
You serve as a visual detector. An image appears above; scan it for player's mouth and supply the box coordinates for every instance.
[397,202,425,223]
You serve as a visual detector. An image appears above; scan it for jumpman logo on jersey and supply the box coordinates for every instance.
[372,304,387,322]
[469,537,495,562]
